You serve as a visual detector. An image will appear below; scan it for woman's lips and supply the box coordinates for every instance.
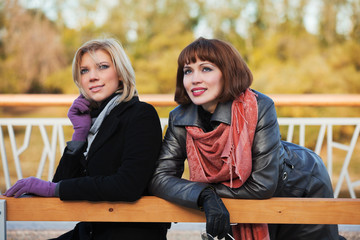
[90,84,104,92]
[191,88,206,96]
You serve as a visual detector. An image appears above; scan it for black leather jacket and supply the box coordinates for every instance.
[149,90,334,210]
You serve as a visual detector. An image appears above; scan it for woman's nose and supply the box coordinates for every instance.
[191,71,202,84]
[89,69,99,81]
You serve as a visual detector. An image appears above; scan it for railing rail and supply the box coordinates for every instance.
[0,94,360,107]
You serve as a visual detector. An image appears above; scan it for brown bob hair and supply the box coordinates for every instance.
[175,37,253,105]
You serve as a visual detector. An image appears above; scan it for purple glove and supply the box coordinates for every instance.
[68,95,91,141]
[4,177,56,198]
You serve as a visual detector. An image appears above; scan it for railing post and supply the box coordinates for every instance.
[0,199,6,240]
[334,124,360,198]
[0,127,11,190]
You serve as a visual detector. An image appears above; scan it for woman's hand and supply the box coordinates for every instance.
[68,95,91,141]
[4,177,57,198]
[199,188,231,239]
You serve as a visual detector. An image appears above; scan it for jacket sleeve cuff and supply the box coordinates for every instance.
[54,181,61,197]
[197,186,216,210]
[65,141,86,155]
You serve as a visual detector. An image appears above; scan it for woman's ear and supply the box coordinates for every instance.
[118,80,124,90]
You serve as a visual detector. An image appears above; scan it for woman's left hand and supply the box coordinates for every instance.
[4,177,57,198]
[199,188,231,239]
[68,95,91,141]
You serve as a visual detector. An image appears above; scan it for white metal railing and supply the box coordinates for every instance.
[0,117,359,198]
[277,118,360,198]
[0,118,70,190]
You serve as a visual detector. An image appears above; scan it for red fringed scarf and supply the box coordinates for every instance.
[186,89,269,240]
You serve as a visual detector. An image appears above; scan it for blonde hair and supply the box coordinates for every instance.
[72,38,137,103]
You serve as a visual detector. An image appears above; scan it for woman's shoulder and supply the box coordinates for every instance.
[250,89,278,122]
[251,89,275,107]
[169,103,198,121]
[136,99,156,110]
[112,96,158,117]
[127,96,156,109]
[132,100,159,118]
[251,89,275,115]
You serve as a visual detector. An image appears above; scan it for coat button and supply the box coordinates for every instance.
[282,171,288,180]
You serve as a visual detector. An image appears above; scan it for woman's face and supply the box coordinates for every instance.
[80,49,120,103]
[183,58,223,113]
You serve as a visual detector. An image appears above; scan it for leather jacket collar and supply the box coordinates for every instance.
[173,101,232,128]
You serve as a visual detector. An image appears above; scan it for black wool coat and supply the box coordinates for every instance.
[52,96,168,240]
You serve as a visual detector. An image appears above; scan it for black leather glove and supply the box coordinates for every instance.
[199,188,231,239]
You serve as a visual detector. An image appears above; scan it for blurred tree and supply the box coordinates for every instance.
[102,0,199,94]
[319,0,345,45]
[43,65,78,94]
[0,0,359,97]
[1,0,67,93]
[350,0,360,41]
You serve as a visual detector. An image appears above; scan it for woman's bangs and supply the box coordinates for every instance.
[179,41,217,66]
[178,48,197,66]
[195,43,217,64]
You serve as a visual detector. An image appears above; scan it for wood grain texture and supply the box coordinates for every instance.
[1,196,359,224]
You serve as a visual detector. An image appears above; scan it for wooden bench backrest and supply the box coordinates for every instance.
[1,196,360,225]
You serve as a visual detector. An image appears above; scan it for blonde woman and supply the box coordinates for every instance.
[5,38,169,239]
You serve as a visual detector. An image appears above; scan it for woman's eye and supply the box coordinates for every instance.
[80,69,88,74]
[99,64,109,70]
[183,69,192,75]
[203,67,212,72]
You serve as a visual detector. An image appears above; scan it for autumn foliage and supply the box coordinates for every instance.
[0,0,359,96]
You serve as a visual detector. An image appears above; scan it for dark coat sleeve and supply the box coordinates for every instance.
[54,102,163,202]
[52,142,86,183]
[149,109,209,209]
[211,92,284,199]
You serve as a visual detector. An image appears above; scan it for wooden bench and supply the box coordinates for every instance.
[1,196,360,239]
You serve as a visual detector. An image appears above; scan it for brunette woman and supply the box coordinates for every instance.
[149,37,341,240]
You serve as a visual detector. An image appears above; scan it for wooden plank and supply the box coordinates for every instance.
[1,196,204,222]
[1,196,360,224]
[0,94,360,107]
[223,198,360,224]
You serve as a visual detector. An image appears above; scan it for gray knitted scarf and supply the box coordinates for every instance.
[83,94,121,158]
